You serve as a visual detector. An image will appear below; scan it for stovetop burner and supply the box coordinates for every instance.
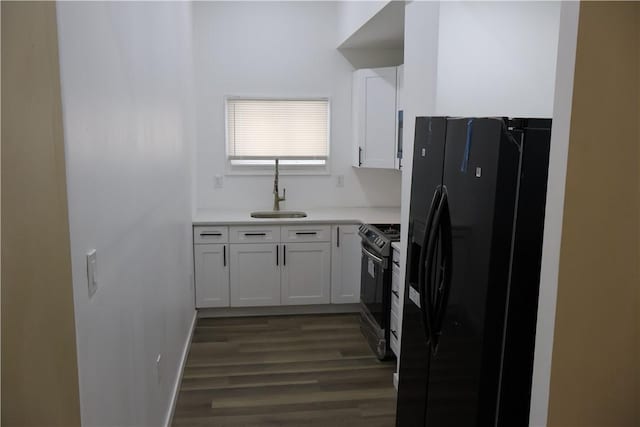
[370,224,401,240]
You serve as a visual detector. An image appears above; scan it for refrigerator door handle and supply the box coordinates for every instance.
[430,191,453,352]
[424,189,447,349]
[418,187,442,345]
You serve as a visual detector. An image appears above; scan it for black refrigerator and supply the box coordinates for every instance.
[396,117,551,426]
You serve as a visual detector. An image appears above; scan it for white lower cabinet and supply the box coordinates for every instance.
[390,246,401,357]
[229,243,280,307]
[194,223,360,309]
[281,242,331,305]
[194,244,229,308]
[330,224,362,303]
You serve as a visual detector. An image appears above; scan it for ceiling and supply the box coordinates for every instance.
[339,1,405,50]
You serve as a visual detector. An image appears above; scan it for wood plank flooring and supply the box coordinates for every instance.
[172,313,397,426]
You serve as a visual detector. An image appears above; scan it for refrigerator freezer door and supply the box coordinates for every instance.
[396,117,447,426]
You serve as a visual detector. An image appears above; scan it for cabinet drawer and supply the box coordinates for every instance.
[390,311,400,356]
[281,225,330,243]
[230,226,280,244]
[392,261,401,290]
[194,226,228,244]
[391,286,401,317]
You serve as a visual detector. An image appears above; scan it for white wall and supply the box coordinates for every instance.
[193,1,401,211]
[396,0,441,362]
[56,3,196,426]
[397,1,564,421]
[337,0,389,46]
[436,1,561,117]
[530,3,580,425]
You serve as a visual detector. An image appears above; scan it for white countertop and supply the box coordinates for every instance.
[193,207,401,226]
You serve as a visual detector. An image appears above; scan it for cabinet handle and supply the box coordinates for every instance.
[392,290,399,298]
[244,232,266,236]
[200,232,221,237]
[295,232,317,236]
[283,245,286,266]
[337,226,340,247]
[276,245,279,266]
[393,260,400,267]
[391,329,398,339]
[223,245,226,267]
[358,147,363,167]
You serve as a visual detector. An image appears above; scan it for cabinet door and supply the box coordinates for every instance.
[395,64,404,170]
[281,242,331,305]
[194,244,230,308]
[353,67,397,169]
[230,243,280,307]
[330,225,362,304]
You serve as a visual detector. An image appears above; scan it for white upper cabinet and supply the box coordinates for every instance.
[331,224,362,304]
[396,64,404,111]
[352,66,403,170]
[395,64,404,170]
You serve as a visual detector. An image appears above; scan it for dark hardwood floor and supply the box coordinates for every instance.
[172,313,397,426]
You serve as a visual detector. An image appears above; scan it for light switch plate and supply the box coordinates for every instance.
[87,249,98,298]
[336,175,344,187]
[214,175,224,188]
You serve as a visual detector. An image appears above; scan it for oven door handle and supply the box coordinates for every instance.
[361,246,384,265]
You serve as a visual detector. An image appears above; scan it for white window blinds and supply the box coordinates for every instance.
[226,98,329,159]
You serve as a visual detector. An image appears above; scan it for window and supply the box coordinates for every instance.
[226,98,329,171]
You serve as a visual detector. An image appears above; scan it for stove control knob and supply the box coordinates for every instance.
[377,238,384,247]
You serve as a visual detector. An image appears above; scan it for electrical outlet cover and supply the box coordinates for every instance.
[87,249,97,298]
[156,354,162,382]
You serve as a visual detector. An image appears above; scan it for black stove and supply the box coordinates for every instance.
[358,223,401,257]
[358,222,401,360]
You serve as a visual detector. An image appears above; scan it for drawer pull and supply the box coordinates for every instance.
[391,329,398,339]
[392,290,400,298]
[200,232,222,237]
[276,245,279,266]
[223,245,226,267]
[283,245,286,266]
[244,232,266,236]
[393,260,400,267]
[295,232,317,235]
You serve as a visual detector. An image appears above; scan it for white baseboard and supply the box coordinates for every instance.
[163,310,197,427]
[197,303,360,318]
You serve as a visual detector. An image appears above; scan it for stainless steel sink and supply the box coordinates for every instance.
[250,211,307,219]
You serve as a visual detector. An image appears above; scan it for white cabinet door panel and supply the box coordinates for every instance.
[281,242,331,305]
[353,67,397,169]
[330,224,362,304]
[194,244,230,308]
[230,243,280,307]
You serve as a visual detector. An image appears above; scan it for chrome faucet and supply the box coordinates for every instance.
[273,159,286,211]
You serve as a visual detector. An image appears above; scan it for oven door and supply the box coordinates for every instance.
[360,243,387,329]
